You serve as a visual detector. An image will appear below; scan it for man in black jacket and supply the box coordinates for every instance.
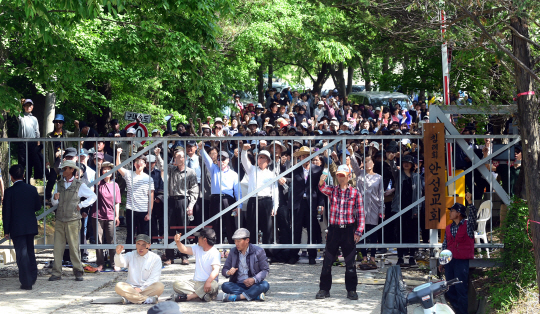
[221,228,270,302]
[289,146,325,265]
[2,165,41,289]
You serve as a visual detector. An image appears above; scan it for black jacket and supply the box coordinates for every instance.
[381,265,407,314]
[2,181,41,238]
[291,164,325,209]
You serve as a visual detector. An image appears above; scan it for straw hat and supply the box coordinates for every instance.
[293,146,311,157]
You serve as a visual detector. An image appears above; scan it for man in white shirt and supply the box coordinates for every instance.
[49,160,97,281]
[241,145,278,246]
[116,148,154,251]
[114,234,164,304]
[172,229,221,302]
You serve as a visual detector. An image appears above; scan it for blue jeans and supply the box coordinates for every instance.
[444,258,469,314]
[221,281,270,301]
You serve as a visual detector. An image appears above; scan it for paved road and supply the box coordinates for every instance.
[0,253,438,314]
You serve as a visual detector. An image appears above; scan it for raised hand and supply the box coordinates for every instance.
[116,244,124,255]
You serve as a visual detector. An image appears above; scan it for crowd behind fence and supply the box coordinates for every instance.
[1,133,520,255]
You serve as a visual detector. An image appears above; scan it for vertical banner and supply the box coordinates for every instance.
[424,123,447,229]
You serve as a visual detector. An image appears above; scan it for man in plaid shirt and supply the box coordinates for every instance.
[316,164,364,301]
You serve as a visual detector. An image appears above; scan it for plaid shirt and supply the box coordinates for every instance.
[319,182,364,236]
[442,204,478,250]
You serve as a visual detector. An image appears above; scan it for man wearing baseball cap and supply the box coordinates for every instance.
[16,98,43,184]
[49,160,97,282]
[440,192,478,314]
[317,164,364,300]
[114,234,164,304]
[172,229,221,302]
[44,115,80,203]
[221,228,270,302]
[197,141,242,245]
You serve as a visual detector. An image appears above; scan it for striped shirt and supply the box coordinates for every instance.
[319,182,365,236]
[124,170,154,212]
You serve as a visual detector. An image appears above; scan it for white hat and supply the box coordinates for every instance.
[375,107,381,111]
[127,127,136,134]
[401,138,411,145]
[214,117,223,124]
[330,120,339,126]
[369,142,380,150]
[318,101,324,106]
[152,129,159,134]
[258,150,271,160]
[342,122,350,128]
[300,122,309,129]
[248,120,258,126]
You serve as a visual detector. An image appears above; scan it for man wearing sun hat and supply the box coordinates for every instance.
[316,164,364,301]
[49,160,97,282]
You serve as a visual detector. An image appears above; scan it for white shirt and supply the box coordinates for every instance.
[192,244,221,282]
[51,177,97,209]
[241,150,279,213]
[114,251,162,289]
[83,164,96,183]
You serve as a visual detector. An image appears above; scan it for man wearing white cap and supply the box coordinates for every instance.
[316,164,364,300]
[241,144,278,247]
[116,127,142,169]
[49,160,97,282]
[151,129,160,137]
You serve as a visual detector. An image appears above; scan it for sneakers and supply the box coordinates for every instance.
[122,297,133,304]
[222,293,238,302]
[347,291,359,300]
[255,293,265,301]
[315,290,330,299]
[48,275,62,281]
[143,295,159,304]
[172,293,188,302]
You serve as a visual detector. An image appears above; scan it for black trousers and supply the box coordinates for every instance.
[45,167,58,200]
[210,194,236,244]
[151,200,164,243]
[379,202,396,245]
[319,225,357,292]
[397,214,419,259]
[12,234,38,288]
[246,197,274,246]
[360,224,378,257]
[291,199,321,259]
[165,197,189,260]
[126,210,149,252]
[17,141,43,182]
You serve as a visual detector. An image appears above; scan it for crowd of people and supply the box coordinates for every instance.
[1,93,522,312]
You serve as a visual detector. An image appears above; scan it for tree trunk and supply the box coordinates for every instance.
[338,62,346,97]
[313,63,330,94]
[268,57,273,90]
[382,55,389,74]
[511,16,540,302]
[0,110,9,189]
[43,93,56,136]
[359,54,372,91]
[347,65,354,95]
[257,61,265,104]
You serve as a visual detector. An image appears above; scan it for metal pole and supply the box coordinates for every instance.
[163,139,168,249]
[381,138,385,245]
[220,141,223,244]
[43,140,46,244]
[309,141,312,246]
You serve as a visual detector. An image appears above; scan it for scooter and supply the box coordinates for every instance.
[407,250,461,314]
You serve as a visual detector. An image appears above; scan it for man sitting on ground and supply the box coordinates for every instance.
[172,228,221,302]
[221,228,270,302]
[114,234,164,304]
